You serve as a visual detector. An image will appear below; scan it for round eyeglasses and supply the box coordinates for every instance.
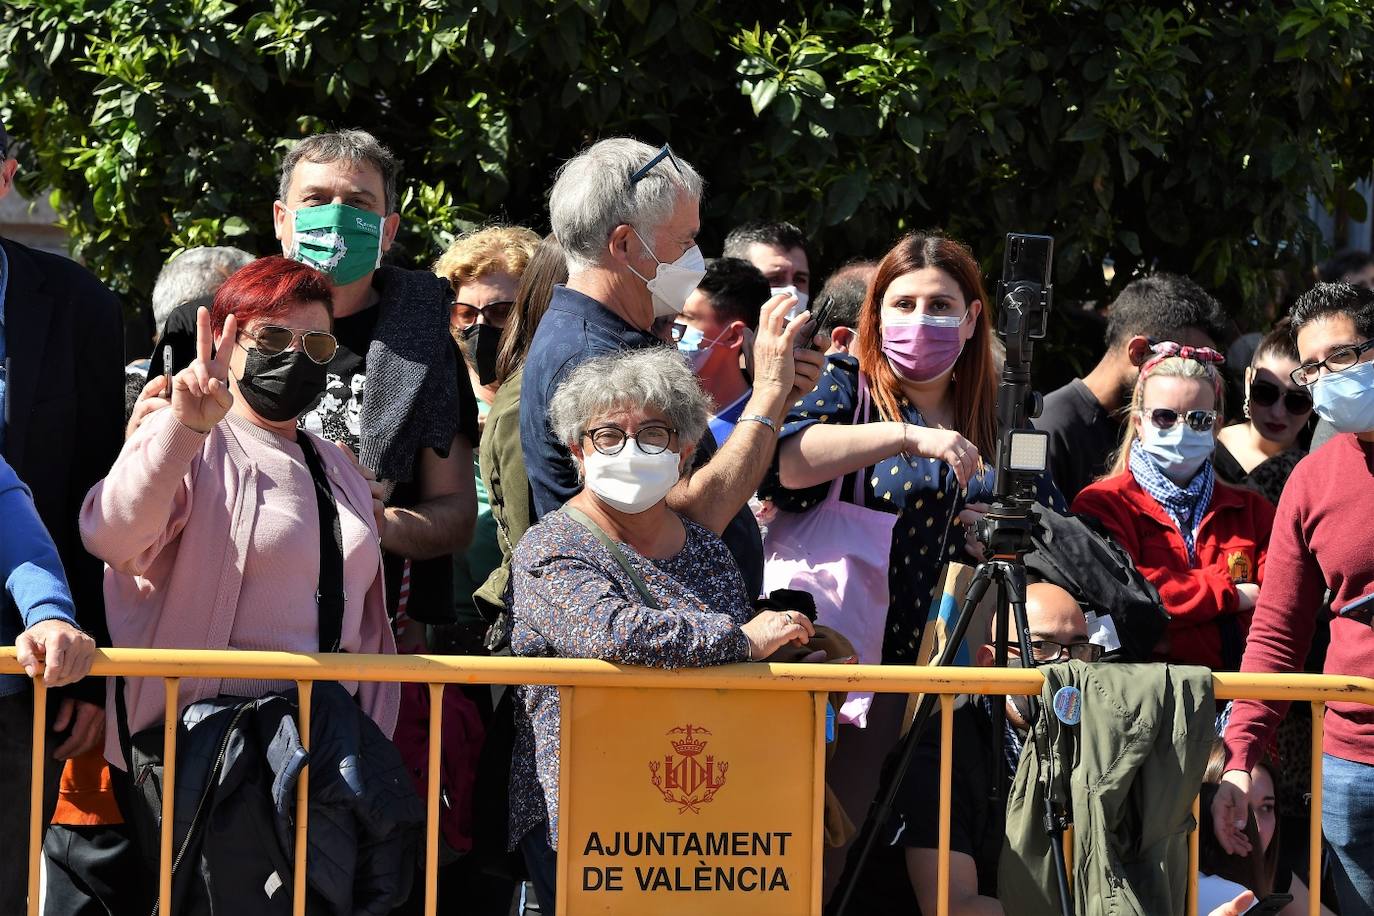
[584,424,678,456]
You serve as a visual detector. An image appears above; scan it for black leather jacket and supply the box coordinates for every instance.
[164,682,424,915]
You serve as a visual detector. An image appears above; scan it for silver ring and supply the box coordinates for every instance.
[783,612,794,624]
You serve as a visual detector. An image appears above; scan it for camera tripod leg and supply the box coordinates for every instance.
[831,564,996,916]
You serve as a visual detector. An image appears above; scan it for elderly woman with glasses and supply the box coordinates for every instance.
[507,347,814,908]
[1072,343,1275,670]
[82,256,398,769]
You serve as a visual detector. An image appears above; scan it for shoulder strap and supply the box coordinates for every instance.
[559,506,661,610]
[296,435,346,653]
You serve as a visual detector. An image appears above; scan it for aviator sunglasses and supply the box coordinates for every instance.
[1248,378,1312,415]
[241,325,339,365]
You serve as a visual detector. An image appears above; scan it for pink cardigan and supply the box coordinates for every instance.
[81,410,399,767]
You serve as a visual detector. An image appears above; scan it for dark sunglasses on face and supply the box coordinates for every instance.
[453,300,514,328]
[1139,407,1217,432]
[1248,378,1313,415]
[242,325,338,365]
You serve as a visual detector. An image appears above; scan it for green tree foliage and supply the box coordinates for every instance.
[2,0,1373,349]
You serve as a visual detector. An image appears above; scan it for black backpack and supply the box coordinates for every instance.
[1023,506,1169,662]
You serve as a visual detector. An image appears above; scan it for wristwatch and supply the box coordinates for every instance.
[739,414,777,432]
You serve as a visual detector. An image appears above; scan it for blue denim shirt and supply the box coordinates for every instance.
[519,285,765,596]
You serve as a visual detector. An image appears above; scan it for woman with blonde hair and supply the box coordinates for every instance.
[1073,343,1275,669]
[434,225,541,409]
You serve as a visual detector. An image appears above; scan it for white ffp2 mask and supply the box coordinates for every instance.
[628,227,706,318]
[581,441,682,514]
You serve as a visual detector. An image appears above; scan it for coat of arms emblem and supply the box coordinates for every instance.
[649,724,727,813]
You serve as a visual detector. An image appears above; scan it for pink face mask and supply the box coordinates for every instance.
[881,311,969,382]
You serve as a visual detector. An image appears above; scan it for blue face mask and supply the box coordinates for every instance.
[1311,360,1374,433]
[1140,423,1214,482]
[675,324,726,372]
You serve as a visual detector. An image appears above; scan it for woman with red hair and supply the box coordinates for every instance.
[762,232,1062,667]
[82,255,399,766]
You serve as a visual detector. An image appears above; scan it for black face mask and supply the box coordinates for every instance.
[461,322,502,387]
[236,347,329,422]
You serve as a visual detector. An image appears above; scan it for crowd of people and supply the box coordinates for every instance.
[2,117,1374,916]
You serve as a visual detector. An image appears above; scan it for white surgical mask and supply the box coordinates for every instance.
[581,440,681,514]
[628,228,706,318]
[771,285,809,320]
[1140,423,1214,483]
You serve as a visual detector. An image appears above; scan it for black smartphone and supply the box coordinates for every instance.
[1250,893,1293,915]
[804,295,836,351]
[998,233,1054,340]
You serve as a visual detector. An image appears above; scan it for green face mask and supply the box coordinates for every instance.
[286,202,383,286]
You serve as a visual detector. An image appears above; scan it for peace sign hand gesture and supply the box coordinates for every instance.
[172,306,237,434]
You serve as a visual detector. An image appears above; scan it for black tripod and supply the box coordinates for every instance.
[832,233,1073,916]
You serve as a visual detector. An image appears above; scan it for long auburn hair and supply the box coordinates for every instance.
[854,232,997,458]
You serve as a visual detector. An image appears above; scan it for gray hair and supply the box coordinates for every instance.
[278,128,400,214]
[549,137,705,274]
[151,246,255,328]
[549,347,711,453]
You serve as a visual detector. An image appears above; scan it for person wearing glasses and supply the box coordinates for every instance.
[831,581,1096,916]
[1213,283,1374,915]
[1214,325,1312,505]
[509,348,816,909]
[433,226,541,417]
[1072,343,1275,670]
[520,137,823,604]
[81,256,398,774]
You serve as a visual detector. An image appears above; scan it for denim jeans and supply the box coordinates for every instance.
[0,690,63,916]
[519,827,557,913]
[1323,753,1374,916]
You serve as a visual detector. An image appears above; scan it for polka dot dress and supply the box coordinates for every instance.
[759,355,1063,663]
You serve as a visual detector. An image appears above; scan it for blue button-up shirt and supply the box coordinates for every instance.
[519,285,765,596]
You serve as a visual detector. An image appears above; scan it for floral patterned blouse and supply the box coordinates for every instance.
[759,355,1063,664]
[508,509,753,849]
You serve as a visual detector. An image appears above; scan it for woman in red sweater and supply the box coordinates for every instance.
[1072,343,1275,669]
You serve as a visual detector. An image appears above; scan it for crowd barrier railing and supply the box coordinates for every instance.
[1,648,1368,916]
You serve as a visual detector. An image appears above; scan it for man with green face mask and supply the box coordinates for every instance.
[272,129,479,634]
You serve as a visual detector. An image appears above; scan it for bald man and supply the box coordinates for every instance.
[832,583,1097,916]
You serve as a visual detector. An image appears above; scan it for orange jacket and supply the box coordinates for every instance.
[1072,470,1274,669]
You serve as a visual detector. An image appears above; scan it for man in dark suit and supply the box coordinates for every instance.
[0,121,125,913]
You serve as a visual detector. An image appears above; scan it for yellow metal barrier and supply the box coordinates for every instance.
[3,647,1369,916]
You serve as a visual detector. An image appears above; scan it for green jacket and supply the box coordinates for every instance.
[998,662,1215,915]
[473,372,532,624]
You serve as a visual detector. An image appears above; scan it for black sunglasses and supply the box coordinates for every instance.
[1249,378,1313,415]
[241,325,338,365]
[629,144,684,186]
[1139,407,1217,432]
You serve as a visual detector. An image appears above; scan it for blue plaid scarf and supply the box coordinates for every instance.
[1129,439,1214,563]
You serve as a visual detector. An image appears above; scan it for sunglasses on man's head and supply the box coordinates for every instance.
[1138,407,1217,432]
[242,325,338,365]
[1248,379,1313,415]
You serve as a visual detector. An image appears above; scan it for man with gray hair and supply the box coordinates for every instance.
[520,137,823,598]
[146,246,254,379]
